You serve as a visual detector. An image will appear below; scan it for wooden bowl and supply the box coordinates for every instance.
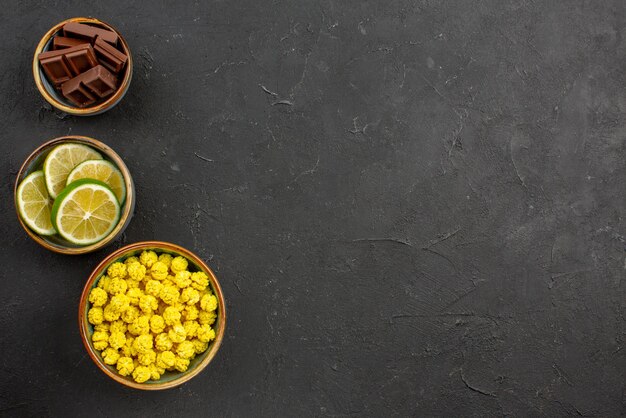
[33,17,133,116]
[14,135,135,254]
[79,241,226,390]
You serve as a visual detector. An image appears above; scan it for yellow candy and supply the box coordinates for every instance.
[190,271,209,291]
[97,275,111,292]
[170,256,188,273]
[103,305,120,322]
[155,333,173,351]
[107,262,127,279]
[196,324,215,343]
[117,356,134,376]
[162,306,181,326]
[109,332,126,350]
[108,277,127,295]
[101,347,120,365]
[144,280,162,297]
[110,320,127,334]
[127,262,146,281]
[158,253,173,268]
[139,250,158,268]
[133,334,153,354]
[132,365,151,383]
[126,288,143,306]
[121,336,135,357]
[151,261,169,281]
[88,307,104,325]
[174,357,190,372]
[173,271,191,288]
[139,294,158,314]
[121,306,140,323]
[183,320,199,338]
[182,305,199,321]
[200,294,217,312]
[176,341,195,359]
[162,279,176,289]
[89,288,108,307]
[148,363,162,380]
[92,331,109,350]
[109,294,130,313]
[168,324,186,343]
[150,315,166,334]
[181,287,200,305]
[128,315,150,336]
[198,310,216,325]
[156,350,176,369]
[94,323,109,332]
[138,349,156,366]
[126,279,141,289]
[192,339,209,354]
[159,284,179,305]
[124,256,140,265]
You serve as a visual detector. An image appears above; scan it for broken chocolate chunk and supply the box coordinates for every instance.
[52,36,85,50]
[61,65,118,107]
[63,22,118,45]
[93,37,128,74]
[38,44,97,86]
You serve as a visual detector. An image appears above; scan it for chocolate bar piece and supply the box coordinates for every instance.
[61,81,96,107]
[62,65,118,107]
[52,36,85,50]
[63,44,98,76]
[63,22,118,45]
[93,37,127,74]
[38,44,97,86]
[38,53,72,86]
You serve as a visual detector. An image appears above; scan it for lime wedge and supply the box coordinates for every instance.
[51,179,121,245]
[16,171,56,235]
[44,143,102,199]
[66,160,126,204]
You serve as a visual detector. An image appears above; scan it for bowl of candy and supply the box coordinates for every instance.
[33,17,132,115]
[79,242,226,390]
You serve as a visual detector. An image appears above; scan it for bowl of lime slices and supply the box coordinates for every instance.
[14,135,134,254]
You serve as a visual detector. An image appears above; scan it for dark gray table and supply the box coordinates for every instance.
[1,1,625,417]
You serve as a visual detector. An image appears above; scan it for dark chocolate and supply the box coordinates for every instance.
[93,37,127,74]
[63,22,118,45]
[61,65,118,107]
[39,44,99,87]
[52,36,85,50]
[38,54,73,87]
[63,44,99,76]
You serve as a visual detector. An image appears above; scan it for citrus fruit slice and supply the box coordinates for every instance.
[66,159,126,204]
[51,179,121,245]
[16,171,56,235]
[43,143,102,199]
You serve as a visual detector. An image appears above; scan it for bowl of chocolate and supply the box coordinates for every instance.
[33,17,132,116]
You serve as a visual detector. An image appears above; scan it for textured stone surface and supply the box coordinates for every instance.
[1,1,625,416]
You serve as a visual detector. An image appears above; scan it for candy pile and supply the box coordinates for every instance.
[87,251,218,383]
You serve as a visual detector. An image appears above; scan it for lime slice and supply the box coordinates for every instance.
[16,171,56,235]
[44,143,102,199]
[66,160,126,204]
[51,179,121,245]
